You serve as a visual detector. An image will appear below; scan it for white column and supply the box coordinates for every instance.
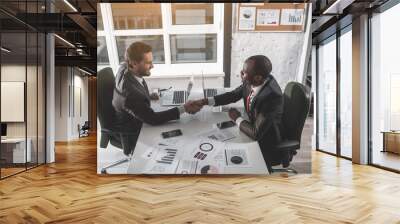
[46,33,55,163]
[352,14,369,164]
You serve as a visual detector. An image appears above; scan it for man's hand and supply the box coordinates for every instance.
[192,98,208,107]
[149,92,159,101]
[228,108,241,121]
[184,100,204,114]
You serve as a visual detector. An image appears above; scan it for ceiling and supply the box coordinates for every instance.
[0,0,97,75]
[311,0,391,43]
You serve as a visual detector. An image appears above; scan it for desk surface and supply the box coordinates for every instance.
[126,90,269,175]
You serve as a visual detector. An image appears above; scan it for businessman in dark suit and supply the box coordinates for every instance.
[194,55,284,166]
[112,42,203,153]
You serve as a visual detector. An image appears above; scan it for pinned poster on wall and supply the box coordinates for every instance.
[237,3,307,32]
[238,7,256,30]
[256,9,280,26]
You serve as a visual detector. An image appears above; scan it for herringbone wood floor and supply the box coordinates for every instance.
[1,135,400,224]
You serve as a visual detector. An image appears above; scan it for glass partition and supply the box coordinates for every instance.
[0,0,46,179]
[339,27,352,158]
[317,35,337,155]
[1,31,28,177]
[370,3,400,171]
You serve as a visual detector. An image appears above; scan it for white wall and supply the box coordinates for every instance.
[230,4,310,88]
[54,67,89,141]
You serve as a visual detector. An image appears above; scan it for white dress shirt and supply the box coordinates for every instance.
[134,74,185,114]
[207,79,268,127]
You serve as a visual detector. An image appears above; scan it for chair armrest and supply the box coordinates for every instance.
[275,140,300,151]
[100,131,111,148]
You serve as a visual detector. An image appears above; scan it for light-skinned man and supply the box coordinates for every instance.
[112,42,203,154]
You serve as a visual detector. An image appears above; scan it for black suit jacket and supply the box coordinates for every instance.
[112,63,180,134]
[214,75,284,164]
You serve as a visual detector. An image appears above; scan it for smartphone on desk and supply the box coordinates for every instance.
[161,129,183,138]
[217,121,236,129]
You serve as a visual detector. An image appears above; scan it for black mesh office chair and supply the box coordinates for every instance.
[97,67,136,174]
[268,82,311,174]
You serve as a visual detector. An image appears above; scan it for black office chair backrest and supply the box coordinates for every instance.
[97,67,116,131]
[282,82,310,142]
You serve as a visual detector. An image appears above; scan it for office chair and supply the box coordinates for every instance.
[78,121,90,138]
[97,67,137,174]
[268,82,311,174]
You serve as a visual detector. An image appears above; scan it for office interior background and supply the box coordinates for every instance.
[0,0,400,223]
[0,0,96,179]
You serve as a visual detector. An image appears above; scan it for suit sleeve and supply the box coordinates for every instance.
[121,91,180,126]
[213,85,244,106]
[239,92,283,141]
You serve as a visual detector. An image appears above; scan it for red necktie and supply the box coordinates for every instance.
[246,90,253,112]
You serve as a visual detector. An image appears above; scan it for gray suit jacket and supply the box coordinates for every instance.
[112,63,180,134]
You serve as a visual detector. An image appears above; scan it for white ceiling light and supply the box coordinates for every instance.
[78,67,93,76]
[63,0,78,12]
[54,34,75,48]
[1,47,11,53]
[323,0,355,15]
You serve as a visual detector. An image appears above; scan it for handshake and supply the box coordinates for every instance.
[183,99,208,114]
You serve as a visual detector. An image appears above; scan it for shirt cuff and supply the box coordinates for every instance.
[207,97,215,106]
[235,117,244,127]
[177,105,185,114]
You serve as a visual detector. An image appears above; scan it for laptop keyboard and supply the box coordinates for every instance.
[204,88,218,98]
[172,91,188,104]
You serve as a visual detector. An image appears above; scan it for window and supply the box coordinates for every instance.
[171,3,214,25]
[170,34,217,63]
[370,3,400,171]
[339,26,352,158]
[115,35,164,64]
[97,4,103,31]
[97,36,109,65]
[97,3,224,76]
[111,4,162,30]
[317,35,337,155]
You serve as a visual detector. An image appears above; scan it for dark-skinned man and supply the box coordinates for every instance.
[112,42,203,155]
[193,55,284,167]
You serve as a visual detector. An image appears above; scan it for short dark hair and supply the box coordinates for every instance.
[125,42,152,63]
[245,55,272,78]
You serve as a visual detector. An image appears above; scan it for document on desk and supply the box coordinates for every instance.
[225,147,252,167]
[144,146,180,174]
[197,128,236,142]
[176,160,199,174]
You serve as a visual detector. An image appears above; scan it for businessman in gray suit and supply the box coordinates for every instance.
[112,42,203,149]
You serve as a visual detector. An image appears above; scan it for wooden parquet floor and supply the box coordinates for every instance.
[1,135,400,224]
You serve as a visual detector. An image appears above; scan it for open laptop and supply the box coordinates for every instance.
[201,73,225,99]
[161,81,192,106]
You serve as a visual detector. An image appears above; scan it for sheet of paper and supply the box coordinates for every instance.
[280,8,304,26]
[144,146,180,174]
[196,161,224,174]
[141,146,157,160]
[239,7,256,30]
[256,9,280,26]
[176,160,199,174]
[189,138,225,163]
[225,148,251,167]
[197,128,236,142]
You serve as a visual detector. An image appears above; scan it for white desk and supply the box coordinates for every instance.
[1,138,31,163]
[126,90,269,175]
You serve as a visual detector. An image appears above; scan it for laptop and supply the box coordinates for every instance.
[201,73,225,99]
[161,81,192,106]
